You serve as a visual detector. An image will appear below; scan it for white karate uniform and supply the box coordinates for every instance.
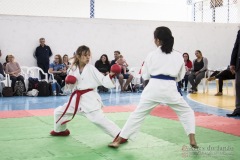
[119,47,195,139]
[54,64,121,138]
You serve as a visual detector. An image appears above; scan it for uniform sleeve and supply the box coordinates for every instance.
[141,55,151,80]
[176,62,186,82]
[91,65,115,88]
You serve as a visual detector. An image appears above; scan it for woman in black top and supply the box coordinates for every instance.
[95,54,111,75]
[188,50,208,93]
[95,54,111,92]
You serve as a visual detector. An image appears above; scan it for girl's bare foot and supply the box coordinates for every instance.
[189,133,198,148]
[108,137,122,148]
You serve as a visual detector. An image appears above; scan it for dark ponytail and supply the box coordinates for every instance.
[154,26,174,54]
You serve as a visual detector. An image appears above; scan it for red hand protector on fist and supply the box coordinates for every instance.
[111,64,122,74]
[65,75,77,84]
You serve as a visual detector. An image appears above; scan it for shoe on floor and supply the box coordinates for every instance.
[214,92,222,96]
[207,76,216,81]
[192,91,197,94]
[226,112,240,117]
[50,129,70,136]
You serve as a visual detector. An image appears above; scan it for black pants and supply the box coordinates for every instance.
[178,75,189,89]
[215,70,235,92]
[10,75,26,91]
[54,74,66,88]
[37,62,49,79]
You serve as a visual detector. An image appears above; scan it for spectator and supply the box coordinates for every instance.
[188,50,208,94]
[0,50,5,79]
[63,54,71,70]
[226,30,240,117]
[34,38,52,79]
[95,54,111,92]
[0,51,5,94]
[3,55,10,72]
[178,53,192,92]
[5,55,25,91]
[95,54,111,75]
[207,66,235,96]
[110,51,133,92]
[48,54,66,88]
[0,50,5,94]
[116,55,128,74]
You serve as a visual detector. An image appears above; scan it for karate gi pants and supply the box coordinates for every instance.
[119,79,195,139]
[54,103,121,138]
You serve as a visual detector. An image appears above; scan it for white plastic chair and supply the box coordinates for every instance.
[21,66,30,91]
[199,70,209,93]
[215,79,236,95]
[206,67,235,95]
[0,74,11,96]
[129,67,142,91]
[27,67,48,82]
[48,71,57,83]
[21,66,29,76]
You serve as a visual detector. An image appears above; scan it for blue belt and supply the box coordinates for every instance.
[150,74,175,80]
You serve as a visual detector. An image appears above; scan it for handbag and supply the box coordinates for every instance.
[2,74,13,97]
[2,87,13,97]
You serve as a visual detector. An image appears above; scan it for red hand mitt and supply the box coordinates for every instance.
[65,75,77,84]
[111,64,122,74]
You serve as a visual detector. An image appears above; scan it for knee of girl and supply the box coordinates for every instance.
[54,108,63,115]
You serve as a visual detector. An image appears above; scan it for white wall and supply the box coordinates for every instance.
[0,0,191,21]
[0,15,239,70]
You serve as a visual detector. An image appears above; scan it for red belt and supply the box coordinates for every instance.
[56,89,93,125]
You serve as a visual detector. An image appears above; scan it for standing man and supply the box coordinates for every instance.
[110,51,133,92]
[227,30,240,117]
[34,38,52,79]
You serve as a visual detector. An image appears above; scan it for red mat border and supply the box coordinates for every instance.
[0,105,239,136]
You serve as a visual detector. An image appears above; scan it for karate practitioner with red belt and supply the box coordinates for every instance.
[50,45,122,138]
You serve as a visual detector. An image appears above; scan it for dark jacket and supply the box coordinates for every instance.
[95,60,110,74]
[0,63,5,77]
[230,30,240,70]
[35,45,52,64]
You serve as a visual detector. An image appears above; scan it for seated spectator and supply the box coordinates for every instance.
[111,51,133,92]
[0,51,5,94]
[178,53,192,92]
[3,55,10,72]
[95,54,111,92]
[0,50,5,80]
[48,54,66,88]
[116,55,128,74]
[95,54,111,75]
[207,66,235,96]
[63,54,71,70]
[188,50,208,94]
[5,55,26,91]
